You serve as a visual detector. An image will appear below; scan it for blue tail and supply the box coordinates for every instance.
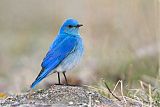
[30,68,48,89]
[31,76,45,89]
[30,61,60,89]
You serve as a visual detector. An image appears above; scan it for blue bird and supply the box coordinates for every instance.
[31,19,84,89]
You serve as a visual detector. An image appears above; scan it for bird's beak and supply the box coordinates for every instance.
[76,24,83,28]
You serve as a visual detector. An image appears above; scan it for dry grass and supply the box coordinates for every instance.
[89,79,160,107]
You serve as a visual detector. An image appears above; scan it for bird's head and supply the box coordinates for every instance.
[59,19,83,35]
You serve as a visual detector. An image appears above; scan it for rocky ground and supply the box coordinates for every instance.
[0,85,142,107]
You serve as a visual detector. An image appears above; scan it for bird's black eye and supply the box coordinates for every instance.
[68,25,73,28]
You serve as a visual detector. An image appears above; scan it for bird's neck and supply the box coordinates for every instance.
[59,28,79,36]
[58,32,80,37]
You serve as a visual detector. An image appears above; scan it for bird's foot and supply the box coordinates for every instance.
[55,83,64,85]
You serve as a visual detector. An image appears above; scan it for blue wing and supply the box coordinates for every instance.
[31,35,77,88]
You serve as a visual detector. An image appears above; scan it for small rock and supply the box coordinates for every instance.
[69,101,73,105]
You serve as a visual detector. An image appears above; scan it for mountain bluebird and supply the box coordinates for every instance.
[31,19,84,89]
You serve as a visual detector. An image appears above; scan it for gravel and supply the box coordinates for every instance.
[0,85,121,107]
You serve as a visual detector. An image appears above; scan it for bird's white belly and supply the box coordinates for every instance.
[55,50,83,72]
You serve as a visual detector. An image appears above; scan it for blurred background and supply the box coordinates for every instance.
[0,0,159,93]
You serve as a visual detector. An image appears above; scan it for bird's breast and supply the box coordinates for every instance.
[55,38,84,72]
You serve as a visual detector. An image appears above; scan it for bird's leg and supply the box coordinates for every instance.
[57,72,61,85]
[63,71,68,85]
